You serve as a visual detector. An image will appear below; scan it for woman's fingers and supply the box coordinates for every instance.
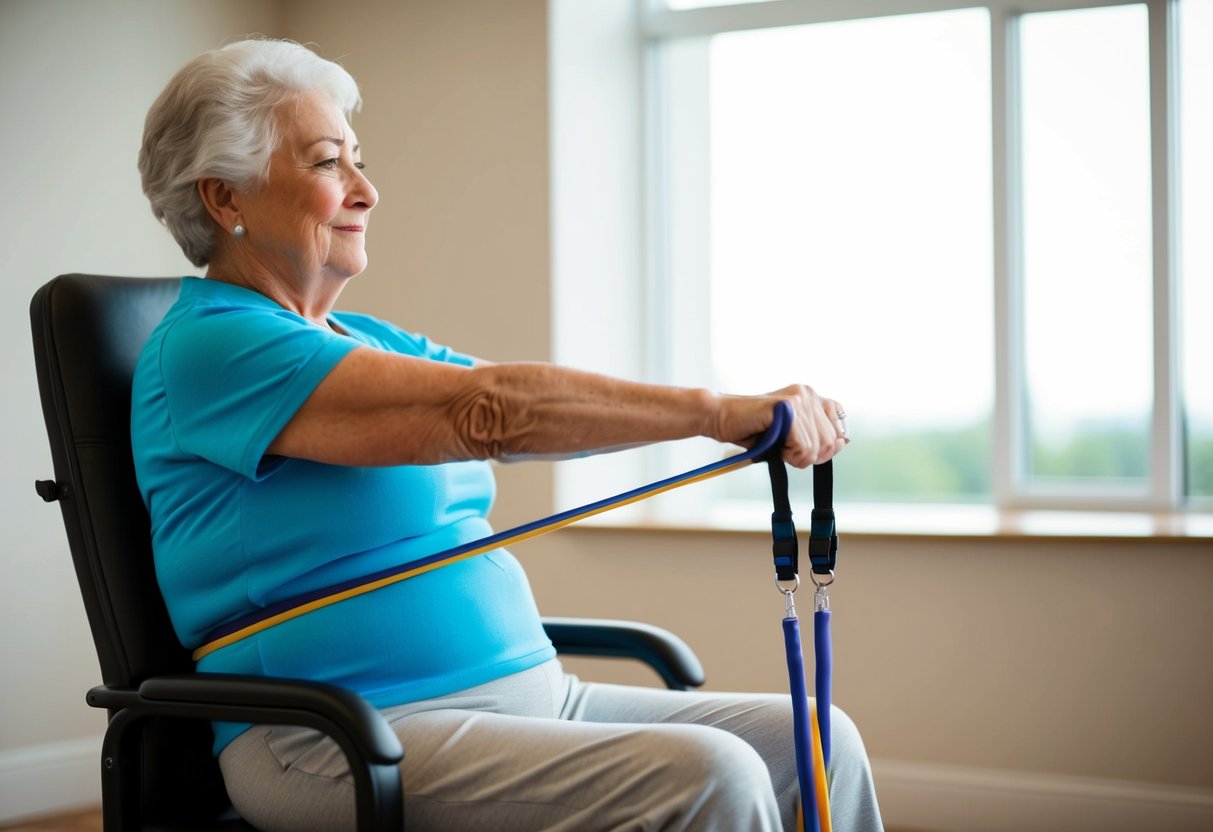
[776,388,849,469]
[822,397,850,456]
[711,387,849,468]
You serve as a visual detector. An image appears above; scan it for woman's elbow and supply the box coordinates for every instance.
[448,387,523,460]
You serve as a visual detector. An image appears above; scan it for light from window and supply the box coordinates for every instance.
[668,9,993,503]
[1018,5,1153,492]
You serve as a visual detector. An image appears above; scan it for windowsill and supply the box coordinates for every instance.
[570,502,1213,543]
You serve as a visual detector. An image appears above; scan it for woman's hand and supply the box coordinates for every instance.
[711,385,848,469]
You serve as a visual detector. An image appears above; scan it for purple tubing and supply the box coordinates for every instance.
[814,609,832,767]
[783,615,820,832]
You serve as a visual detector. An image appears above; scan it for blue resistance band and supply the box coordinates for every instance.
[783,602,833,832]
[193,401,837,829]
[765,437,837,832]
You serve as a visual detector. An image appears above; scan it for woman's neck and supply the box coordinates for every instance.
[205,252,347,329]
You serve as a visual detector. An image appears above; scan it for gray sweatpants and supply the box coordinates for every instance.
[219,659,882,832]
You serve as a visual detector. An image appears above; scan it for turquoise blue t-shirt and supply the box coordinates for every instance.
[131,277,555,753]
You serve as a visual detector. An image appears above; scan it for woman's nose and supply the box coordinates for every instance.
[349,168,378,210]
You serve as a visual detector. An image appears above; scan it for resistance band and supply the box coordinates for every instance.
[766,444,837,832]
[193,401,837,829]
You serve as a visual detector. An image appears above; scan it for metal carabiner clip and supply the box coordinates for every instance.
[814,583,831,612]
[775,574,800,619]
[810,568,834,612]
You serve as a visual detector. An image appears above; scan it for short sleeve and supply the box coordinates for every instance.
[159,305,359,479]
[330,310,476,367]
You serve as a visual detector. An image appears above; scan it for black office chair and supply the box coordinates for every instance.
[30,273,705,831]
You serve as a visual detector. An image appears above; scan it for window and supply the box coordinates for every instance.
[625,0,1212,520]
[549,0,1211,529]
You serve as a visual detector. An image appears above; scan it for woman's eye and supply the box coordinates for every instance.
[354,161,366,171]
[316,158,339,170]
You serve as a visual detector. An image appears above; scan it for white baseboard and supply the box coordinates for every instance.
[872,757,1213,832]
[0,736,102,824]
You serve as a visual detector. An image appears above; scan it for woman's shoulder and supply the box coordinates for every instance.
[163,278,332,340]
[147,279,358,381]
[328,308,399,338]
[330,310,472,365]
[154,278,293,337]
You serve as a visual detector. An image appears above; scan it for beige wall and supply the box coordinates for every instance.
[2,0,284,779]
[1,0,288,819]
[3,0,1211,824]
[522,529,1213,788]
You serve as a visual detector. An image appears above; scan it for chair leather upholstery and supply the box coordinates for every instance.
[32,275,187,686]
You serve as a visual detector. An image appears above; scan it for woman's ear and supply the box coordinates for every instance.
[197,177,242,232]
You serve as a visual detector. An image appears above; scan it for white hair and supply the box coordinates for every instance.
[139,38,362,267]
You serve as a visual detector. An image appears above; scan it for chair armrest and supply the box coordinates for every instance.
[89,674,402,832]
[145,673,402,762]
[542,617,706,690]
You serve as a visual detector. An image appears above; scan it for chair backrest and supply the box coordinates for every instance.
[31,273,188,687]
[31,274,243,826]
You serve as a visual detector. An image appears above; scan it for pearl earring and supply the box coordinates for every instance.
[233,224,246,238]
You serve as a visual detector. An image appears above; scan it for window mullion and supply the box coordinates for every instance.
[643,39,672,391]
[992,5,1024,509]
[1148,0,1180,508]
[643,0,1148,39]
[642,38,678,495]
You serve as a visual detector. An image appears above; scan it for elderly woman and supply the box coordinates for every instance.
[132,38,881,832]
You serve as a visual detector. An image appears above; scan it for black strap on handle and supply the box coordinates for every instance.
[809,460,838,577]
[764,451,838,581]
[766,454,799,582]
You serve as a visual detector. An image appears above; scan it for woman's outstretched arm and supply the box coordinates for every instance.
[267,346,846,469]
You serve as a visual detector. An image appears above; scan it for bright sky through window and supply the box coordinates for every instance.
[1020,5,1152,472]
[706,10,993,435]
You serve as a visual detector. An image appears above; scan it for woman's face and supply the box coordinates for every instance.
[235,90,378,285]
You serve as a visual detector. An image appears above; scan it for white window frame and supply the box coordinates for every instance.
[549,0,1210,526]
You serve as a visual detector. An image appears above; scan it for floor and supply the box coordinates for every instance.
[1,808,926,832]
[0,809,102,832]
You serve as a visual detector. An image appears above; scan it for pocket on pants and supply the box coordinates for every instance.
[263,726,353,783]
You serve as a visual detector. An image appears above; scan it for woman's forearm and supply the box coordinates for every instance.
[449,362,720,461]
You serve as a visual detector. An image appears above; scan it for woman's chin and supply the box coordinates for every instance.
[326,253,369,280]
